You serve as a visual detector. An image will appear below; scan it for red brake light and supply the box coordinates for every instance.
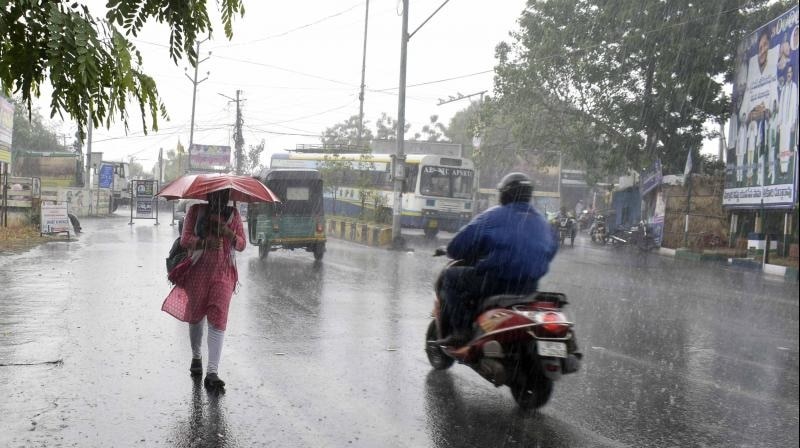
[539,312,569,337]
[316,221,324,233]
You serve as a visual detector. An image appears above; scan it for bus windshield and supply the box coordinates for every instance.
[420,166,474,199]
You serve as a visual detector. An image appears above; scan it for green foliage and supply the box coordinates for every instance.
[10,98,62,153]
[0,1,244,140]
[417,115,447,142]
[321,115,373,149]
[246,139,265,175]
[375,113,411,140]
[491,0,792,180]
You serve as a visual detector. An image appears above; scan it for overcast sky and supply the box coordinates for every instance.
[31,0,528,171]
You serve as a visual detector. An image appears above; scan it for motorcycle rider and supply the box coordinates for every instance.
[436,173,558,345]
[555,207,577,242]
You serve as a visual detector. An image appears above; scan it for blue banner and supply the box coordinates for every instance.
[98,163,114,189]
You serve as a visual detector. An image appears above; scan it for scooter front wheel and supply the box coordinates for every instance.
[425,320,454,370]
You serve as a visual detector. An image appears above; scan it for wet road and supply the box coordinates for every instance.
[1,213,798,447]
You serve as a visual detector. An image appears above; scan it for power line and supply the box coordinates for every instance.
[213,55,356,87]
[210,2,365,49]
[258,100,357,126]
[243,125,319,137]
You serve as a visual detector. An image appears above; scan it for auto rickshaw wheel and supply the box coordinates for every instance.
[313,243,325,261]
[258,243,269,260]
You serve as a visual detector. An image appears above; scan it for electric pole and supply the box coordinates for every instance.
[218,90,244,174]
[235,90,243,175]
[392,0,410,249]
[392,0,451,248]
[357,0,370,150]
[185,39,211,167]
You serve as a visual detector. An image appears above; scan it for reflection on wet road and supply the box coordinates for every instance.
[0,214,797,447]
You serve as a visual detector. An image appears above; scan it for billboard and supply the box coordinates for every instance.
[0,96,13,164]
[725,6,799,209]
[41,203,71,235]
[12,152,81,186]
[189,144,231,171]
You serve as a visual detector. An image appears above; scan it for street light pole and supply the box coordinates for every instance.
[185,39,210,169]
[391,0,410,249]
[391,0,451,249]
[357,0,370,150]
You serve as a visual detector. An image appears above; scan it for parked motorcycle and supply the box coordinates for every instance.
[608,220,656,251]
[589,215,607,245]
[425,251,581,410]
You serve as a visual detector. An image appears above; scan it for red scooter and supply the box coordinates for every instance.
[425,253,581,410]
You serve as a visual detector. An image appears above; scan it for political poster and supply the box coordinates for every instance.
[189,144,231,171]
[0,96,14,164]
[41,203,71,235]
[136,199,153,218]
[98,163,114,189]
[725,6,799,209]
[133,179,155,197]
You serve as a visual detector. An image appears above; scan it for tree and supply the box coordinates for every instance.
[0,1,244,139]
[317,153,350,215]
[321,115,373,149]
[419,115,447,142]
[246,139,265,175]
[491,0,794,179]
[375,113,411,140]
[10,99,63,153]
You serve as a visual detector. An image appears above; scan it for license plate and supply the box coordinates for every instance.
[538,341,567,358]
[427,220,438,228]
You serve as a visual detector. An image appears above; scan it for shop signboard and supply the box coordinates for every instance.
[724,6,798,209]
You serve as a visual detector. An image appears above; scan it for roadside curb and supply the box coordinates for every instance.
[325,217,392,247]
[659,246,797,282]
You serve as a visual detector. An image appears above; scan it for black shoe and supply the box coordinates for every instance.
[204,373,225,389]
[190,358,203,377]
[435,332,469,346]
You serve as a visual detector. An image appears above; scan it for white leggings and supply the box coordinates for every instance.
[189,319,225,374]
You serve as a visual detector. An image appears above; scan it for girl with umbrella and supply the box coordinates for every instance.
[161,188,246,390]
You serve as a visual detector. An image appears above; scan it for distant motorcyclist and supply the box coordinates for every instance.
[436,173,558,345]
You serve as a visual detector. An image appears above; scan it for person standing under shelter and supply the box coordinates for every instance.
[162,188,246,390]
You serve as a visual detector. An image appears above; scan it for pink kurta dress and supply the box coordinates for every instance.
[162,204,246,331]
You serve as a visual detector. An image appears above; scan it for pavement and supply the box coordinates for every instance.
[0,212,797,447]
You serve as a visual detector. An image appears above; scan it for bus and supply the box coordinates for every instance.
[270,152,476,237]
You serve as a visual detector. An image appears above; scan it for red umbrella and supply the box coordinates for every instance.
[156,173,280,203]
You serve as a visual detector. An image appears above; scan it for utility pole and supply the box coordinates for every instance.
[86,107,92,187]
[392,0,451,248]
[185,39,211,168]
[235,90,243,174]
[218,91,244,174]
[392,0,410,249]
[357,0,370,150]
[158,147,164,183]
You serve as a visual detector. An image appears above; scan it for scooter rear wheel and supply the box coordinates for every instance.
[425,320,454,370]
[510,370,553,410]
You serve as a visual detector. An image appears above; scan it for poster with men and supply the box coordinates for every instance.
[724,6,798,208]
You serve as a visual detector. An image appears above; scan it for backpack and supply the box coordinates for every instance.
[166,237,187,275]
[165,205,235,284]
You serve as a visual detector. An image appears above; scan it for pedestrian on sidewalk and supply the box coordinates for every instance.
[161,188,246,390]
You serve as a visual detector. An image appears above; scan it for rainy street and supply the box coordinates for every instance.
[1,214,798,448]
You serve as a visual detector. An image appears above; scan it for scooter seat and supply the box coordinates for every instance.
[478,291,568,313]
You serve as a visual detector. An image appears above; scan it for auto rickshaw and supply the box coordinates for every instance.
[248,169,326,260]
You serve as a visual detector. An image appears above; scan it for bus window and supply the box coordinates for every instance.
[404,165,419,193]
[452,173,473,199]
[421,167,450,197]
